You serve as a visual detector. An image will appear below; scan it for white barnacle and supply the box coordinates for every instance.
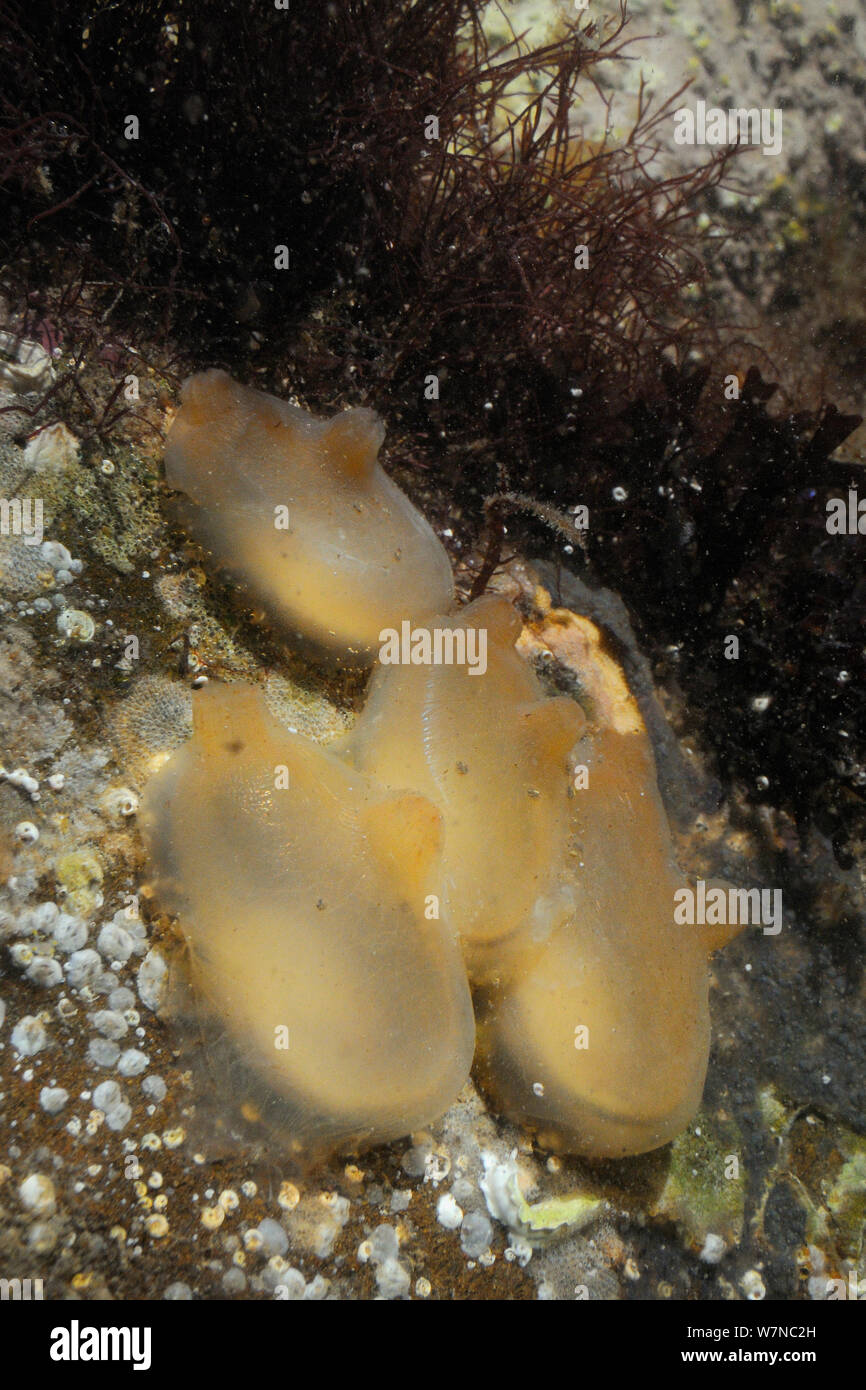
[100,786,140,820]
[57,608,96,642]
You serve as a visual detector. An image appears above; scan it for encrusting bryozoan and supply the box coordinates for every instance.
[163,370,455,662]
[141,682,475,1157]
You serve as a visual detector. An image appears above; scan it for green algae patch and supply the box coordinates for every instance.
[651,1113,745,1251]
[516,1190,605,1240]
[757,1083,792,1139]
[826,1130,866,1260]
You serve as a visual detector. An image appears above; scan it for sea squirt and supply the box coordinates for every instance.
[474,619,739,1158]
[163,370,455,661]
[340,595,585,984]
[343,597,736,1156]
[141,682,475,1156]
[155,370,741,1161]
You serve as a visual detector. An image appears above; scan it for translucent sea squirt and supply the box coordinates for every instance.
[341,595,585,984]
[163,370,455,660]
[474,617,738,1158]
[141,682,475,1156]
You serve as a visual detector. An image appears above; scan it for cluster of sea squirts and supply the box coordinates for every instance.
[142,369,738,1163]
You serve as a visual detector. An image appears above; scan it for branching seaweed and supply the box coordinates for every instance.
[0,0,863,857]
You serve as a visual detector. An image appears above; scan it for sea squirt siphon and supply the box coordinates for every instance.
[141,682,475,1157]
